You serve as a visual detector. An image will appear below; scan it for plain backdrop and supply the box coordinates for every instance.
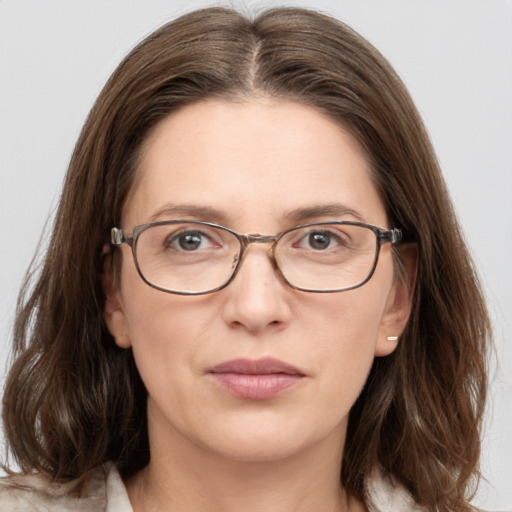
[0,0,511,509]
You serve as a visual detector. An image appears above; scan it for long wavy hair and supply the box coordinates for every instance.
[2,7,489,511]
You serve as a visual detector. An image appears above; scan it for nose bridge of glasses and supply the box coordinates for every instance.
[237,234,279,269]
[243,234,278,244]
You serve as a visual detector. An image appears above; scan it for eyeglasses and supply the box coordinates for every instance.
[111,220,402,295]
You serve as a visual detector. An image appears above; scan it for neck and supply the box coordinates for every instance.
[125,414,362,512]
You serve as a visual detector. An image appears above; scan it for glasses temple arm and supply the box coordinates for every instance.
[111,227,132,246]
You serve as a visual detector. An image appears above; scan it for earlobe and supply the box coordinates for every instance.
[375,244,418,357]
[102,255,132,349]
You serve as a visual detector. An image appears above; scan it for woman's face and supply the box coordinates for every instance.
[105,98,411,463]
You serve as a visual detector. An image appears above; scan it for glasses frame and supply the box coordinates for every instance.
[111,220,402,295]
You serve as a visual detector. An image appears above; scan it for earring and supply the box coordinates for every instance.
[387,336,398,341]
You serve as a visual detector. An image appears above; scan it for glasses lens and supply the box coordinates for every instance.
[135,222,241,294]
[276,223,378,291]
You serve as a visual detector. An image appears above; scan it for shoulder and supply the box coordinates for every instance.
[365,470,488,512]
[365,469,427,512]
[0,462,132,512]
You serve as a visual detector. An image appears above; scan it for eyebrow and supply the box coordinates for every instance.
[284,204,366,224]
[148,202,365,226]
[148,203,229,224]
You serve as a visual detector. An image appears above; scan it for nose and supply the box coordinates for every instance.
[221,246,292,334]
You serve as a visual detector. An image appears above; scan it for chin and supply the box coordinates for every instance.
[193,415,344,464]
[206,436,309,463]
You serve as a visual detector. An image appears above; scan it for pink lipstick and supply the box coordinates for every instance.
[209,358,304,400]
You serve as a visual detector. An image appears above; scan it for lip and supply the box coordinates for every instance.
[209,357,305,400]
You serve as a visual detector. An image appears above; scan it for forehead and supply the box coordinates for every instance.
[124,98,387,230]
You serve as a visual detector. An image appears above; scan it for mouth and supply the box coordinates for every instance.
[208,357,305,400]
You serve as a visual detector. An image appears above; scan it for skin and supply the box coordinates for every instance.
[104,98,414,512]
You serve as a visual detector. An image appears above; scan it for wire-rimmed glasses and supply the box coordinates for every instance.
[111,220,402,295]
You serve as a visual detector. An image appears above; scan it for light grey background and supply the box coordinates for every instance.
[1,0,511,509]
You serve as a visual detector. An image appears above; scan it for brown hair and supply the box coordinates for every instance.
[3,7,489,510]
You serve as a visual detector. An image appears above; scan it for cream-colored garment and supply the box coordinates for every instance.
[0,462,132,512]
[366,470,427,511]
[0,463,426,511]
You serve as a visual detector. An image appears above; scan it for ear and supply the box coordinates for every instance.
[102,254,132,349]
[375,244,417,357]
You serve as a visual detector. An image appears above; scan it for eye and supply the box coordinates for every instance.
[308,232,333,250]
[298,230,345,250]
[168,230,215,251]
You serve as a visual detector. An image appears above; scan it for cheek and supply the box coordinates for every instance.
[121,295,206,424]
[122,290,198,362]
[311,281,389,351]
[314,305,378,379]
[119,260,220,389]
[307,278,392,394]
[119,261,189,372]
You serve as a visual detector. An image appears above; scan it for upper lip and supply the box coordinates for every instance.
[209,357,304,376]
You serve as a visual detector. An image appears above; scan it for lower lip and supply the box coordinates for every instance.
[210,373,303,400]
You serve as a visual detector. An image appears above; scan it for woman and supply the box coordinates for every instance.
[0,7,489,511]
